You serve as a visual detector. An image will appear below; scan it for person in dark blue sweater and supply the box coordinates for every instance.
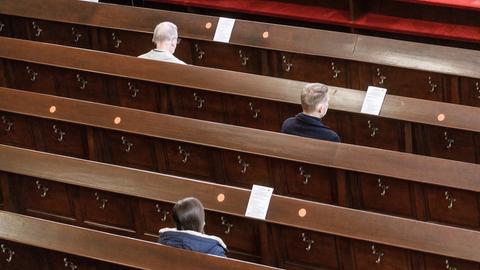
[281,83,340,142]
[158,197,227,257]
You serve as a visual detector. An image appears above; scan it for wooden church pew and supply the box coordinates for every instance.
[0,0,479,106]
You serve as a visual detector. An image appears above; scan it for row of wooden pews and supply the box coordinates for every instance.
[1,0,480,105]
[0,87,479,266]
[1,143,479,268]
[0,0,479,269]
[0,210,277,270]
[0,37,479,164]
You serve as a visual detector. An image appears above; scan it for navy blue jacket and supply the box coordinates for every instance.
[281,113,340,142]
[158,228,227,257]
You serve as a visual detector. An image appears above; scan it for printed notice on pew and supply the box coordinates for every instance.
[245,185,273,220]
[361,86,387,115]
[213,17,236,43]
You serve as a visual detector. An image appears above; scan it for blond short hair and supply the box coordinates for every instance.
[152,22,178,44]
[300,83,329,113]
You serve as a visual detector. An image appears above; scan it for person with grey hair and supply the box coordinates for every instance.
[158,197,227,256]
[281,83,340,142]
[138,21,186,64]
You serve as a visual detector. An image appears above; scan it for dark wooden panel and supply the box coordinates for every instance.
[0,15,10,37]
[0,240,47,270]
[0,111,36,148]
[358,63,446,102]
[352,240,412,270]
[98,28,154,57]
[6,61,57,95]
[48,252,97,270]
[49,251,134,270]
[14,17,92,48]
[348,114,405,151]
[37,119,88,159]
[137,199,175,240]
[169,87,227,123]
[163,141,217,180]
[270,51,349,87]
[55,69,109,103]
[281,161,338,204]
[18,176,76,223]
[76,187,138,236]
[6,16,30,40]
[416,125,478,163]
[424,253,480,270]
[355,173,415,217]
[205,211,262,262]
[191,41,263,74]
[424,184,480,229]
[0,60,5,87]
[222,150,273,188]
[102,130,157,171]
[226,96,283,132]
[273,225,340,270]
[109,78,164,112]
[460,77,480,107]
[174,38,193,65]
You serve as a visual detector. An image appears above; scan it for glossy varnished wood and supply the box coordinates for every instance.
[1,144,480,262]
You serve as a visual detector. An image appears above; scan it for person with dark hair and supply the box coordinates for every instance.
[281,83,340,142]
[158,197,227,256]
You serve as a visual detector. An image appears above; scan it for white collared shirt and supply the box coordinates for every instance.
[138,49,186,65]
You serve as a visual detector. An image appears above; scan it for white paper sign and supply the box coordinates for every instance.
[213,17,236,43]
[80,0,99,2]
[361,86,387,115]
[245,185,274,220]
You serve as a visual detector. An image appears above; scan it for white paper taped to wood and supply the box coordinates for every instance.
[213,17,236,43]
[245,185,274,220]
[361,86,387,115]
